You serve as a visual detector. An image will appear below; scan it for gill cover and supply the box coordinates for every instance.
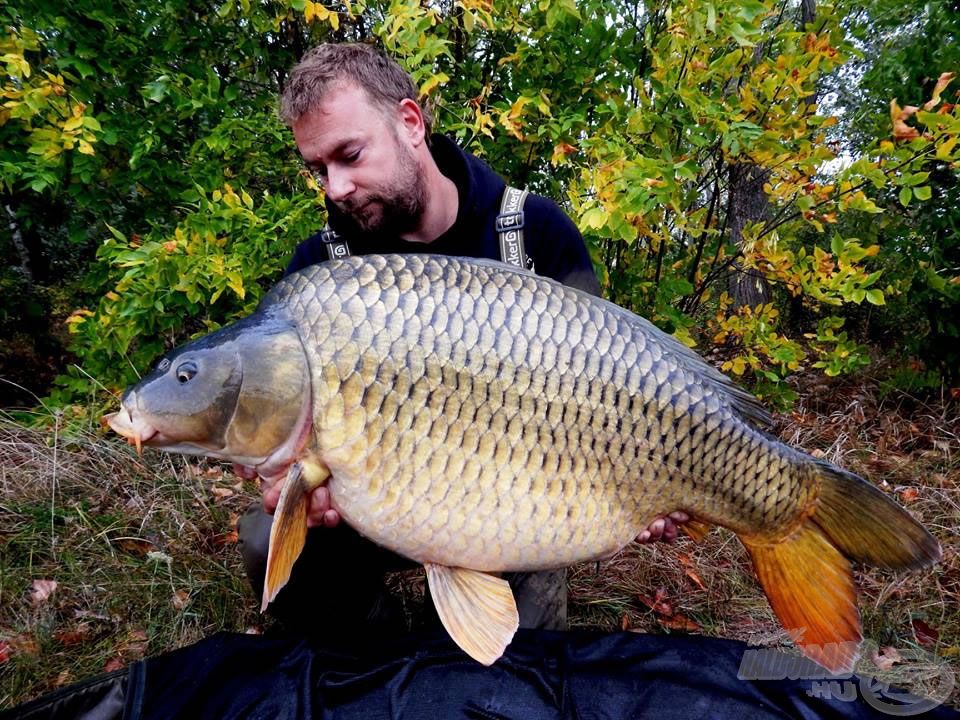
[113,315,311,465]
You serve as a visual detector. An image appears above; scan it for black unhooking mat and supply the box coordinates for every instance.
[4,630,956,720]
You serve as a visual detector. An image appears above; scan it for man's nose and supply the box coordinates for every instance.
[325,167,355,202]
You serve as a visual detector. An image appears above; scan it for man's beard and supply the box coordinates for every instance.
[338,142,426,236]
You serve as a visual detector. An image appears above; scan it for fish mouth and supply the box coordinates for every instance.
[103,406,158,455]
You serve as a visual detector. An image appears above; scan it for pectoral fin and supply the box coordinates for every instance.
[681,518,713,543]
[424,563,519,666]
[262,456,330,612]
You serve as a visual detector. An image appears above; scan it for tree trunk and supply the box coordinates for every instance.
[5,203,33,286]
[725,162,770,307]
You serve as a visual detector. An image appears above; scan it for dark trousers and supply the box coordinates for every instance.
[238,505,567,637]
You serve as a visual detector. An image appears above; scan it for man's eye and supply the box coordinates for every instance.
[345,150,361,163]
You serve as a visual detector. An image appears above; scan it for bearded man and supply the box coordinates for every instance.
[237,43,686,638]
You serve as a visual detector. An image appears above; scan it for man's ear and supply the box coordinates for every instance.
[396,98,426,147]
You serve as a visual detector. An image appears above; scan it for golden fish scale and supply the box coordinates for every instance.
[267,255,815,571]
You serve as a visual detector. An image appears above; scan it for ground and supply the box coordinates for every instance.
[0,369,956,710]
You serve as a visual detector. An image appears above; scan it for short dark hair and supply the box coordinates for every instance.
[279,43,433,135]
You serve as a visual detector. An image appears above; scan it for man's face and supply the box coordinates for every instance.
[293,82,426,235]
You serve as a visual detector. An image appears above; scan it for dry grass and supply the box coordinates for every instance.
[0,408,261,709]
[1,372,957,710]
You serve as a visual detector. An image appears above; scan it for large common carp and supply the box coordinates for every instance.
[106,254,940,672]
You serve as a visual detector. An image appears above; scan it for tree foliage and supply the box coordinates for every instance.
[1,0,958,412]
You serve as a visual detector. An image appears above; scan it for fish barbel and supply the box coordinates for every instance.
[105,254,940,671]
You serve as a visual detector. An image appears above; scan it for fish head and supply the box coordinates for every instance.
[104,316,312,469]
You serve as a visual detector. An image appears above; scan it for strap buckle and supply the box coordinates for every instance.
[495,211,525,233]
[320,228,340,244]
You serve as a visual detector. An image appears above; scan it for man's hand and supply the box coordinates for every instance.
[636,511,689,543]
[233,463,341,528]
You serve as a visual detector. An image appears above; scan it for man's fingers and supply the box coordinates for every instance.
[648,517,665,540]
[636,512,690,544]
[262,482,281,515]
[233,463,259,480]
[306,487,343,528]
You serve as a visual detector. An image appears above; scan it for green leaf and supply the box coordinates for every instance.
[913,186,932,201]
[581,207,608,230]
[865,289,885,306]
[830,235,844,256]
[899,186,912,207]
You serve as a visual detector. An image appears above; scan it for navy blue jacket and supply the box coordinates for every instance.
[285,134,601,296]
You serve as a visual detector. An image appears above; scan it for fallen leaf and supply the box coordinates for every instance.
[172,589,190,611]
[31,579,58,606]
[637,588,673,617]
[913,619,939,647]
[658,614,702,632]
[621,614,630,631]
[899,487,919,504]
[210,486,234,499]
[950,387,960,401]
[213,530,239,547]
[677,553,706,590]
[54,670,73,687]
[870,645,904,671]
[2,634,39,657]
[118,538,154,556]
[54,624,92,646]
[103,657,125,673]
[0,641,9,664]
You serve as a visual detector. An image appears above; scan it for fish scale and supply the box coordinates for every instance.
[268,254,808,569]
[107,252,940,671]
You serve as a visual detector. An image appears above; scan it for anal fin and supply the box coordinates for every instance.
[425,564,519,666]
[744,521,862,674]
[262,456,330,612]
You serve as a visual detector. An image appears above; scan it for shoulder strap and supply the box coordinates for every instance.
[319,226,351,261]
[496,185,529,270]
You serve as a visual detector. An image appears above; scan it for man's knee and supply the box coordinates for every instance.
[237,503,272,593]
[504,569,568,631]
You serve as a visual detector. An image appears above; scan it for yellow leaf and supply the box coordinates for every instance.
[890,99,920,141]
[509,95,531,119]
[78,139,95,155]
[580,206,608,230]
[923,71,956,111]
[936,135,958,161]
[419,73,449,98]
[62,116,84,132]
[550,142,577,166]
[328,9,339,30]
[105,291,120,301]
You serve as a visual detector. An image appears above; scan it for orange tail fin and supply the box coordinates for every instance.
[743,461,940,674]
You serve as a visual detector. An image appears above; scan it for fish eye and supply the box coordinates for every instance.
[176,361,198,384]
